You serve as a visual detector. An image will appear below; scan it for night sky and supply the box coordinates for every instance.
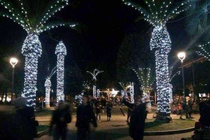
[0,0,202,92]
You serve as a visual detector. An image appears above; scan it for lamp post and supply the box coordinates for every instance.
[10,57,18,104]
[177,52,186,117]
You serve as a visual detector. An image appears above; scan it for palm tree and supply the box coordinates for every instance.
[186,0,210,60]
[122,0,192,119]
[132,67,155,94]
[0,0,77,107]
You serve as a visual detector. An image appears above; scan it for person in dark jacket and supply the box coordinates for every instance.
[95,99,102,122]
[106,100,113,121]
[76,95,98,140]
[50,100,71,140]
[199,99,210,128]
[187,97,193,118]
[14,97,38,140]
[123,96,147,140]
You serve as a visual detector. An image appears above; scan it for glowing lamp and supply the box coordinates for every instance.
[177,52,186,63]
[10,58,18,68]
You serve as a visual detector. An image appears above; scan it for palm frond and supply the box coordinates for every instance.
[197,42,210,61]
[36,0,68,30]
[186,0,210,40]
[0,0,30,31]
[0,0,78,34]
[38,21,77,33]
[122,0,156,25]
[123,0,192,26]
[165,0,193,23]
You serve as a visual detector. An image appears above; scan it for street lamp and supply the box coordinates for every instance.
[10,57,18,103]
[177,52,187,118]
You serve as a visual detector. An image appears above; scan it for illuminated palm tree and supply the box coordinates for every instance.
[0,0,77,107]
[187,0,210,60]
[122,0,192,119]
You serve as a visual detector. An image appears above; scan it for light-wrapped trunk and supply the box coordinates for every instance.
[21,34,42,107]
[150,26,172,117]
[55,41,67,102]
[45,78,51,108]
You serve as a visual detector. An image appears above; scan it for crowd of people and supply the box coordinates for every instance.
[49,94,149,140]
[11,94,210,140]
[172,96,195,119]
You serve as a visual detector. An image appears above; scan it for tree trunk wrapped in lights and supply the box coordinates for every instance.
[45,78,51,108]
[55,41,67,102]
[150,26,172,117]
[122,0,192,121]
[0,0,77,108]
[21,33,42,107]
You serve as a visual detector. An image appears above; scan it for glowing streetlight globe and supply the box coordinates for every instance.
[10,58,18,68]
[177,52,186,63]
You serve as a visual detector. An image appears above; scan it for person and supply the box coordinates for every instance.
[179,96,185,119]
[123,96,147,140]
[13,97,38,140]
[187,97,193,118]
[126,97,132,123]
[106,100,113,121]
[199,99,210,129]
[50,100,71,140]
[76,95,97,140]
[95,98,102,122]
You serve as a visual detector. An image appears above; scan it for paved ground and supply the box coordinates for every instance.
[35,106,199,140]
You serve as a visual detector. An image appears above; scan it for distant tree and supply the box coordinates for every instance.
[116,33,153,83]
[65,64,84,97]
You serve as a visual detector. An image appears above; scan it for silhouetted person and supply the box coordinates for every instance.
[76,95,97,140]
[50,100,71,140]
[123,97,147,140]
[106,101,113,121]
[187,97,193,118]
[95,99,102,122]
[199,99,210,129]
[14,97,38,140]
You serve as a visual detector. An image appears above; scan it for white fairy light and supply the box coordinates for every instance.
[150,26,171,114]
[55,41,67,102]
[44,66,57,107]
[133,67,153,94]
[21,34,42,107]
[45,78,51,108]
[87,69,103,98]
[197,42,210,61]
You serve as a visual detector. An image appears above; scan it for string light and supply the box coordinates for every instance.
[45,78,51,107]
[87,69,103,98]
[44,66,57,107]
[197,42,210,61]
[122,0,192,115]
[150,26,171,114]
[55,41,67,102]
[132,67,154,94]
[21,34,42,107]
[130,82,134,103]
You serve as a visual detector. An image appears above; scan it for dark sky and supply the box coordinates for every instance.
[0,0,195,89]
